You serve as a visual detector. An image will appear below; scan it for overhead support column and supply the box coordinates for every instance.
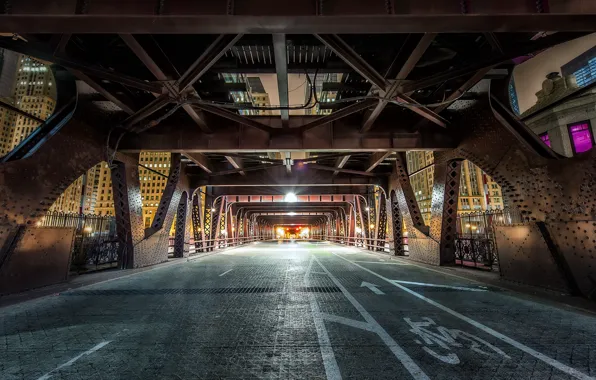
[315,34,446,131]
[225,156,245,176]
[191,192,205,253]
[388,189,405,256]
[428,160,463,266]
[362,33,436,132]
[333,155,350,176]
[173,193,191,258]
[272,34,289,128]
[119,33,209,132]
[375,191,388,252]
[110,156,144,269]
[184,152,213,174]
[366,152,392,172]
[146,153,182,236]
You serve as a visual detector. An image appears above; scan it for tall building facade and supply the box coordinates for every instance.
[93,152,172,228]
[405,151,504,225]
[0,53,56,155]
[246,77,271,116]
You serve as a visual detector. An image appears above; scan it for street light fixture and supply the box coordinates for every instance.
[285,192,298,202]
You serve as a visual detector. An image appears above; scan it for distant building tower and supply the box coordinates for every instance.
[246,77,271,115]
[0,48,18,98]
[405,151,504,225]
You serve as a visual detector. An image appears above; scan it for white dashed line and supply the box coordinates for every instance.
[37,341,112,380]
[219,269,233,277]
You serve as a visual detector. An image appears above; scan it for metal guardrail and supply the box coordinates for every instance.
[310,235,405,255]
[169,235,268,256]
[454,208,525,271]
[37,211,119,272]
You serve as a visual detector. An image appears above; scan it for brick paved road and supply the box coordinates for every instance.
[1,241,595,379]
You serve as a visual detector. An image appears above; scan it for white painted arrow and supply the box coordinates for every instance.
[360,281,385,295]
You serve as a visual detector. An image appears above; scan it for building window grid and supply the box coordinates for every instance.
[568,121,595,154]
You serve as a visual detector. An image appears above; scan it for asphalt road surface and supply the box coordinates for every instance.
[1,241,595,379]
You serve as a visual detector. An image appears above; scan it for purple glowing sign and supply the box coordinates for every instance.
[540,133,551,147]
[569,122,593,154]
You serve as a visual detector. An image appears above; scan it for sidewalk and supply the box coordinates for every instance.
[0,244,251,309]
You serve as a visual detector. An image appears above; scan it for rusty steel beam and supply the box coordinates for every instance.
[432,67,494,113]
[193,103,274,133]
[120,33,210,132]
[124,93,171,128]
[225,156,246,176]
[315,34,387,89]
[192,165,383,187]
[272,34,289,128]
[333,155,351,176]
[362,33,436,132]
[71,70,136,115]
[365,151,392,172]
[211,163,284,176]
[299,99,376,133]
[394,93,448,128]
[177,34,243,91]
[399,32,588,94]
[0,0,595,33]
[119,114,457,152]
[307,164,381,177]
[183,152,213,173]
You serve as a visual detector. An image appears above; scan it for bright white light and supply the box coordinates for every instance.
[287,212,296,216]
[284,192,298,202]
[365,207,370,211]
[355,227,362,234]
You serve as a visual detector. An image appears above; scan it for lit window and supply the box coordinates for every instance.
[569,122,594,154]
[540,133,551,147]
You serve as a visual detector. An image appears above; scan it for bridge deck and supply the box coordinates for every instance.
[1,242,595,380]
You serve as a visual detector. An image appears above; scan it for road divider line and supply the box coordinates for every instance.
[331,252,596,380]
[314,256,430,380]
[37,341,112,380]
[305,256,342,380]
[219,269,233,277]
[392,280,487,292]
[353,260,410,265]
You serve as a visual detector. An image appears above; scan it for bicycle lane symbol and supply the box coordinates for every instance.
[404,317,511,365]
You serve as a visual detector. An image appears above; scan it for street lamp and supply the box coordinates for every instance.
[285,193,298,202]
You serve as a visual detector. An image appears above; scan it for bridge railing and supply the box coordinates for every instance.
[310,235,404,255]
[36,211,119,272]
[455,207,525,271]
[171,235,269,256]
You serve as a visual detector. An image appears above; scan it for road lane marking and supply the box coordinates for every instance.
[392,280,488,292]
[360,281,385,295]
[305,256,342,380]
[331,252,596,380]
[353,260,410,265]
[37,341,112,380]
[313,256,430,380]
[219,269,233,276]
[320,313,374,332]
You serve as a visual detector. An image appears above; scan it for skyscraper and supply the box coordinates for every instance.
[246,77,271,116]
[93,152,172,229]
[405,151,504,225]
